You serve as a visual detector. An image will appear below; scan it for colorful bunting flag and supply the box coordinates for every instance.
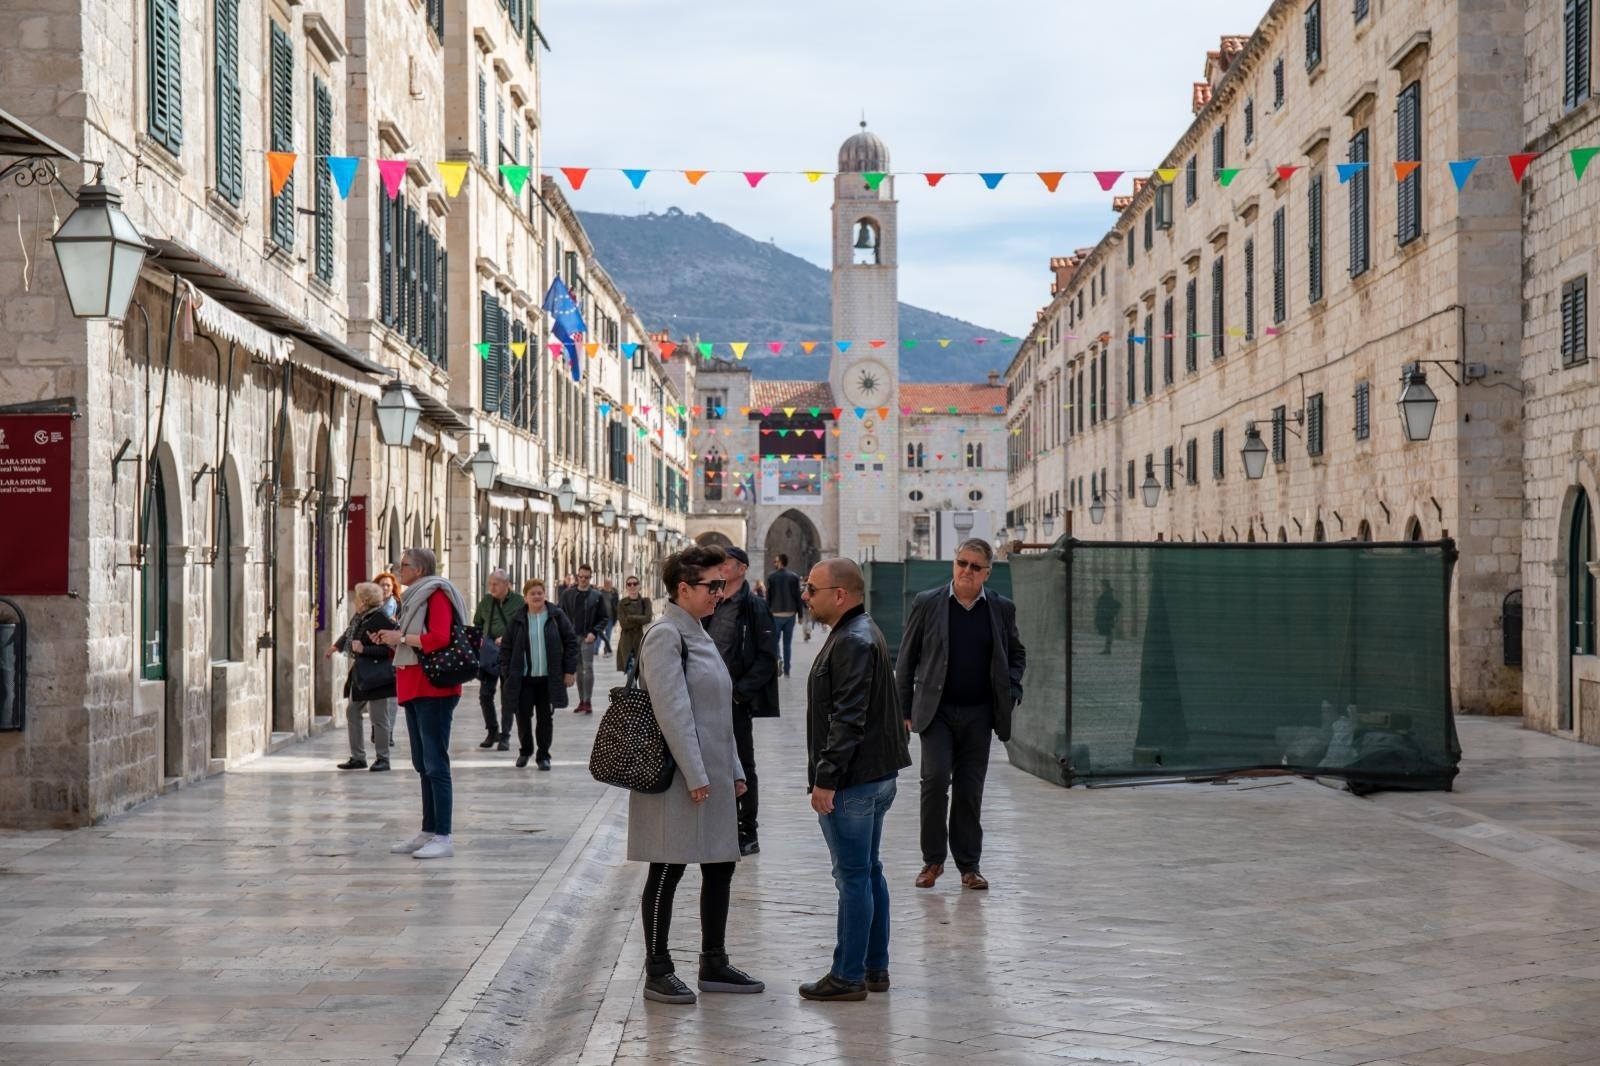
[698,342,714,359]
[837,341,852,353]
[800,341,817,354]
[869,340,886,348]
[499,165,531,194]
[584,342,599,357]
[1036,171,1064,192]
[436,161,468,197]
[509,342,526,359]
[924,173,946,186]
[560,167,589,190]
[903,339,919,348]
[684,170,708,185]
[377,159,408,199]
[1572,147,1600,181]
[475,342,492,360]
[1093,171,1123,191]
[863,172,887,190]
[621,343,639,358]
[267,152,297,196]
[743,171,768,187]
[659,341,677,359]
[1448,158,1479,190]
[938,339,952,348]
[1218,168,1242,187]
[729,342,748,360]
[622,168,649,189]
[1509,153,1538,182]
[767,342,783,354]
[1156,167,1180,183]
[1394,161,1422,182]
[1336,162,1369,184]
[327,156,359,199]
[979,173,1006,189]
[804,171,824,183]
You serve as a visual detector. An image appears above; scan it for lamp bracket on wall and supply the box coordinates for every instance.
[110,438,138,484]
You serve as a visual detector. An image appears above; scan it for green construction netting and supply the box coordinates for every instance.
[865,560,1013,663]
[1005,539,1460,793]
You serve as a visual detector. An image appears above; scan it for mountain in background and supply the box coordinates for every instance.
[577,207,1014,383]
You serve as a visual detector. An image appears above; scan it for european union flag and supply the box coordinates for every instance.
[541,276,587,382]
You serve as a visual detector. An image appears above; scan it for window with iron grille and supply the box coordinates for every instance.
[1305,0,1323,71]
[1185,155,1197,204]
[1212,427,1225,480]
[1272,207,1287,323]
[214,0,241,203]
[1354,380,1371,439]
[1185,278,1198,371]
[313,78,334,285]
[147,0,184,154]
[1162,297,1175,384]
[1349,128,1371,277]
[1308,173,1324,304]
[1272,405,1287,463]
[1567,0,1592,110]
[269,22,295,250]
[1244,238,1256,340]
[1144,313,1154,396]
[1274,57,1285,108]
[1397,81,1423,245]
[1211,256,1225,360]
[1212,124,1226,179]
[1164,445,1175,490]
[1355,0,1369,22]
[1307,392,1325,456]
[1155,182,1173,228]
[1244,97,1255,144]
[1185,438,1199,485]
[1563,275,1589,367]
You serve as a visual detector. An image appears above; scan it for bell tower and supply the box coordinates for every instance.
[831,122,901,562]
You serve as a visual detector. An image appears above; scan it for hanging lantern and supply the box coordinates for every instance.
[375,378,422,448]
[51,177,150,320]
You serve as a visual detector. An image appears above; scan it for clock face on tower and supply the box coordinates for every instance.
[844,359,893,407]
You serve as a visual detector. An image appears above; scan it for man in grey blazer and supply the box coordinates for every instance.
[896,538,1026,890]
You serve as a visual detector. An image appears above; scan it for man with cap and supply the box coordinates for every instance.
[705,546,780,856]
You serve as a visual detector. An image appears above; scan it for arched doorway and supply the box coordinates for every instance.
[271,417,298,735]
[765,509,822,579]
[1567,491,1596,732]
[696,531,735,549]
[141,454,186,781]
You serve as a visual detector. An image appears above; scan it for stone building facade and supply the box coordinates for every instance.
[0,0,685,826]
[1005,0,1527,717]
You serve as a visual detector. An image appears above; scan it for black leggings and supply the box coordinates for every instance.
[641,861,735,971]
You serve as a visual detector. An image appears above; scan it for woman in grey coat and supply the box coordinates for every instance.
[630,544,764,1005]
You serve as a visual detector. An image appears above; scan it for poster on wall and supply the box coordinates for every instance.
[759,458,824,506]
[0,414,72,595]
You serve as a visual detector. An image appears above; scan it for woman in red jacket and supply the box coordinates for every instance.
[372,547,470,860]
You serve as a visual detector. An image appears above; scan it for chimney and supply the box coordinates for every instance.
[987,370,1001,387]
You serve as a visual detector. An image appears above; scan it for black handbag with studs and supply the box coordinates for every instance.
[589,625,685,793]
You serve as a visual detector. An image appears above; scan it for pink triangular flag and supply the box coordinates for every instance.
[1093,171,1123,191]
[377,159,407,200]
[743,172,768,187]
[767,342,784,354]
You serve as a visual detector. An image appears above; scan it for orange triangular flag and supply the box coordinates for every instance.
[800,341,818,354]
[267,152,297,196]
[585,342,599,357]
[1394,161,1422,181]
[876,407,889,419]
[1036,171,1064,192]
[684,170,708,185]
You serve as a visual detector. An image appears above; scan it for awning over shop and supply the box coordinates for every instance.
[411,389,472,435]
[0,107,78,162]
[486,492,526,512]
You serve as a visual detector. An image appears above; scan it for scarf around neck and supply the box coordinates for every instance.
[393,575,470,667]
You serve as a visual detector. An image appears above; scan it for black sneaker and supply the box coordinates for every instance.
[337,757,367,770]
[537,757,551,771]
[739,836,760,857]
[865,969,890,993]
[799,972,867,1002]
[369,757,390,772]
[697,952,764,994]
[478,734,496,749]
[642,971,696,1004]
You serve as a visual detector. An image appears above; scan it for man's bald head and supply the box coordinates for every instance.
[804,557,865,626]
[816,557,865,598]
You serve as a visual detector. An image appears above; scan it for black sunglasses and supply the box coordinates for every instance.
[688,578,727,593]
[625,580,639,586]
[954,559,990,572]
[802,582,841,595]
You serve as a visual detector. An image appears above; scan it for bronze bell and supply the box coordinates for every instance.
[853,221,876,249]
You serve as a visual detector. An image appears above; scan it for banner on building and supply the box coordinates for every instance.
[347,496,367,590]
[0,414,73,595]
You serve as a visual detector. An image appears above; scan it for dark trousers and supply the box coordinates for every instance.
[514,683,554,760]
[641,860,735,975]
[732,704,758,838]
[478,670,510,738]
[772,614,796,674]
[919,702,994,872]
[403,695,458,837]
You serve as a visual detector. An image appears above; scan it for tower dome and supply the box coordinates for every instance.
[838,121,890,173]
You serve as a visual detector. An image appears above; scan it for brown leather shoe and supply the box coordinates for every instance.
[914,863,943,888]
[961,870,989,890]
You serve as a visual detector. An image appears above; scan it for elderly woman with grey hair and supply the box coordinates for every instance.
[334,581,398,771]
[372,548,470,860]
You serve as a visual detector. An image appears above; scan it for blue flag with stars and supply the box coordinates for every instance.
[541,276,587,382]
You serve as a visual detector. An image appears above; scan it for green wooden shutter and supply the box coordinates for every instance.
[1397,81,1422,245]
[1125,333,1135,406]
[1211,256,1224,360]
[1244,238,1256,339]
[481,291,502,412]
[1162,297,1174,383]
[1349,129,1370,277]
[1308,174,1324,303]
[1307,393,1325,457]
[1567,0,1592,110]
[1354,381,1370,440]
[1184,278,1197,371]
[313,78,333,284]
[1143,313,1153,396]
[378,183,394,325]
[1272,207,1287,322]
[147,0,183,153]
[269,22,295,249]
[214,0,242,202]
[1304,0,1322,70]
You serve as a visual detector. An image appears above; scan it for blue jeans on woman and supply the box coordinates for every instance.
[816,774,897,982]
[403,695,458,836]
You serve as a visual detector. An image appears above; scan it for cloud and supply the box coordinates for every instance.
[541,0,1272,333]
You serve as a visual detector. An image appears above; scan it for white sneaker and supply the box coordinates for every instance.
[391,832,434,854]
[413,836,454,859]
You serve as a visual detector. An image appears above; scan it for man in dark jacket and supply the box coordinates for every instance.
[897,538,1026,892]
[473,570,516,750]
[799,558,911,1003]
[707,546,779,855]
[765,553,803,676]
[558,563,609,714]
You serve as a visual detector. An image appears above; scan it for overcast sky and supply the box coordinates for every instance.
[541,0,1272,336]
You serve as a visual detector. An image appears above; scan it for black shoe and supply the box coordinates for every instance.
[697,952,764,994]
[478,734,497,749]
[642,971,696,1004]
[369,757,390,772]
[865,969,890,993]
[799,972,867,1001]
[537,757,551,771]
[337,757,367,770]
[496,740,510,752]
[739,835,760,857]
[515,754,530,768]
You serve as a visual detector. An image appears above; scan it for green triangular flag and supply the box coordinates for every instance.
[697,342,714,359]
[863,172,886,190]
[902,339,919,348]
[1217,168,1242,187]
[499,165,531,194]
[475,342,492,360]
[1571,147,1600,181]
[808,406,821,417]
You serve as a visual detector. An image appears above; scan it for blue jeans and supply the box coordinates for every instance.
[816,775,896,982]
[403,695,458,836]
[772,614,796,673]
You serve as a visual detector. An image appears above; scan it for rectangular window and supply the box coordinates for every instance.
[1244,238,1257,340]
[1144,209,1153,251]
[313,78,333,285]
[1563,275,1590,367]
[1568,0,1592,110]
[1307,392,1325,456]
[1089,359,1097,426]
[1244,97,1255,145]
[1355,0,1369,21]
[1143,313,1154,396]
[378,182,393,325]
[1185,438,1199,486]
[965,442,983,468]
[906,442,925,469]
[1128,460,1136,497]
[269,22,295,251]
[477,72,488,162]
[1185,278,1198,372]
[1126,332,1136,407]
[146,0,183,154]
[1349,128,1371,277]
[1354,380,1371,440]
[1100,351,1108,420]
[1397,80,1423,245]
[1305,0,1323,71]
[428,0,444,39]
[1308,173,1325,304]
[1163,445,1175,490]
[1155,182,1173,228]
[1274,56,1285,108]
[480,290,503,413]
[1212,427,1225,480]
[1211,256,1225,360]
[1272,207,1287,323]
[1212,124,1226,180]
[1272,405,1287,463]
[1185,155,1198,205]
[1162,297,1174,384]
[1127,231,1135,268]
[213,0,242,203]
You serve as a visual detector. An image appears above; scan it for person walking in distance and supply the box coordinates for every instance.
[614,574,653,672]
[764,553,802,677]
[705,547,779,857]
[498,579,578,770]
[374,548,470,860]
[798,558,911,1001]
[629,545,763,1004]
[897,538,1026,891]
[559,564,609,714]
[600,577,620,656]
[473,570,516,751]
[333,581,398,772]
[1095,580,1122,654]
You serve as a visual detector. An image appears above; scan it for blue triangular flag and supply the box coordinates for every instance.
[326,156,359,199]
[837,341,852,353]
[599,404,612,417]
[1448,158,1479,190]
[1336,162,1369,184]
[714,406,726,417]
[1132,335,1147,345]
[621,343,639,357]
[979,172,1006,189]
[854,407,866,418]
[622,169,649,189]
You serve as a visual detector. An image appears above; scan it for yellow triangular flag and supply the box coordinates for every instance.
[585,343,599,357]
[938,339,952,347]
[1156,167,1180,183]
[729,342,748,360]
[805,171,825,183]
[509,342,526,358]
[783,407,796,418]
[437,161,469,197]
[623,404,634,415]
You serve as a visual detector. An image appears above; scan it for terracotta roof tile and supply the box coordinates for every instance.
[899,383,1007,414]
[748,380,835,410]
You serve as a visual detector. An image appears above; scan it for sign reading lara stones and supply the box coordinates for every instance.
[0,414,73,596]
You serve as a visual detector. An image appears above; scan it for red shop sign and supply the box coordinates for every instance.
[0,414,73,595]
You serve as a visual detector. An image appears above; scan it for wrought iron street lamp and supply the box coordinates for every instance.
[1041,513,1055,538]
[467,440,498,491]
[1140,471,1162,508]
[599,501,616,528]
[555,476,576,514]
[1241,423,1269,480]
[1089,495,1106,525]
[375,377,422,448]
[51,175,150,320]
[1397,364,1438,442]
[633,514,649,536]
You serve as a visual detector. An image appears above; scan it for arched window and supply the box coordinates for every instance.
[210,479,233,662]
[1356,519,1373,542]
[1277,527,1288,542]
[140,467,169,680]
[1312,520,1326,542]
[852,218,880,265]
[1405,516,1423,541]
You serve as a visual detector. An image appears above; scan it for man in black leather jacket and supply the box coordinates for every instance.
[799,558,911,1003]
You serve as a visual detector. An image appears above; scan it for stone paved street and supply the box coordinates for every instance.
[6,636,1600,1065]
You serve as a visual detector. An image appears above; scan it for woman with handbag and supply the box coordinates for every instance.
[629,544,763,1004]
[499,579,579,770]
[372,548,471,860]
[613,574,653,672]
[335,582,398,771]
